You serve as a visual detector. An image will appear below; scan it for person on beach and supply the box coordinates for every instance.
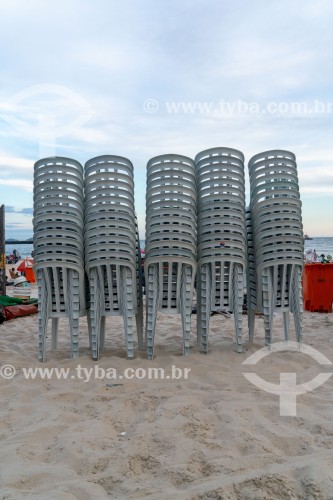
[13,249,19,262]
[9,268,19,280]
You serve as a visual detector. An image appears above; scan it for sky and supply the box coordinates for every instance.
[0,0,333,239]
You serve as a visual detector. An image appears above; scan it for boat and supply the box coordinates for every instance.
[304,233,313,240]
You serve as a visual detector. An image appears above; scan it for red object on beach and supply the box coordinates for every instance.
[17,258,36,283]
[16,258,34,272]
[17,257,36,283]
[3,304,38,321]
[25,267,37,283]
[303,263,333,313]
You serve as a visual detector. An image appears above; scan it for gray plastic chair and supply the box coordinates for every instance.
[145,154,197,359]
[195,147,246,353]
[84,155,143,360]
[248,150,303,345]
[33,157,87,361]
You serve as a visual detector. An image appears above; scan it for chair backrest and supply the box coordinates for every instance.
[248,150,304,311]
[84,155,138,272]
[145,154,197,264]
[195,147,247,268]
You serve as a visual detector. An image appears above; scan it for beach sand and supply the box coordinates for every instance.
[0,296,333,499]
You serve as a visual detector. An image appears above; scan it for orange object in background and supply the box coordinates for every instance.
[303,263,333,313]
[25,267,36,283]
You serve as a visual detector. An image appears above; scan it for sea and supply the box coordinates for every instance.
[304,237,333,256]
[5,237,333,259]
[5,242,33,259]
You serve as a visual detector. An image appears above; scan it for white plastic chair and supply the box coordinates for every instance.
[195,147,247,353]
[33,157,87,361]
[84,155,143,360]
[247,150,304,345]
[145,154,197,359]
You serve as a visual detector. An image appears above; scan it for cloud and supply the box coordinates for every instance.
[301,187,333,194]
[20,208,33,215]
[5,206,17,213]
[5,222,33,230]
[0,155,32,170]
[0,179,33,191]
[5,206,34,215]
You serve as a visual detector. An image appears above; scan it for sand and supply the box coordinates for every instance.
[1,293,333,499]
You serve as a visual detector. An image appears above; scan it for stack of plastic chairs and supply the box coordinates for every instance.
[33,157,87,361]
[145,154,197,359]
[84,155,143,360]
[248,150,304,344]
[195,147,247,353]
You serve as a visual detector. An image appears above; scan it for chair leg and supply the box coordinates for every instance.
[87,313,92,350]
[51,318,59,351]
[136,257,144,350]
[197,263,211,353]
[37,269,49,362]
[291,267,303,344]
[262,268,273,346]
[248,307,255,342]
[136,301,144,350]
[120,266,135,359]
[180,264,193,356]
[233,264,244,353]
[122,310,134,359]
[283,311,290,341]
[196,267,202,345]
[68,269,80,358]
[100,316,106,350]
[146,264,159,360]
[89,267,102,360]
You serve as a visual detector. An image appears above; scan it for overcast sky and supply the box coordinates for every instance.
[1,0,333,238]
